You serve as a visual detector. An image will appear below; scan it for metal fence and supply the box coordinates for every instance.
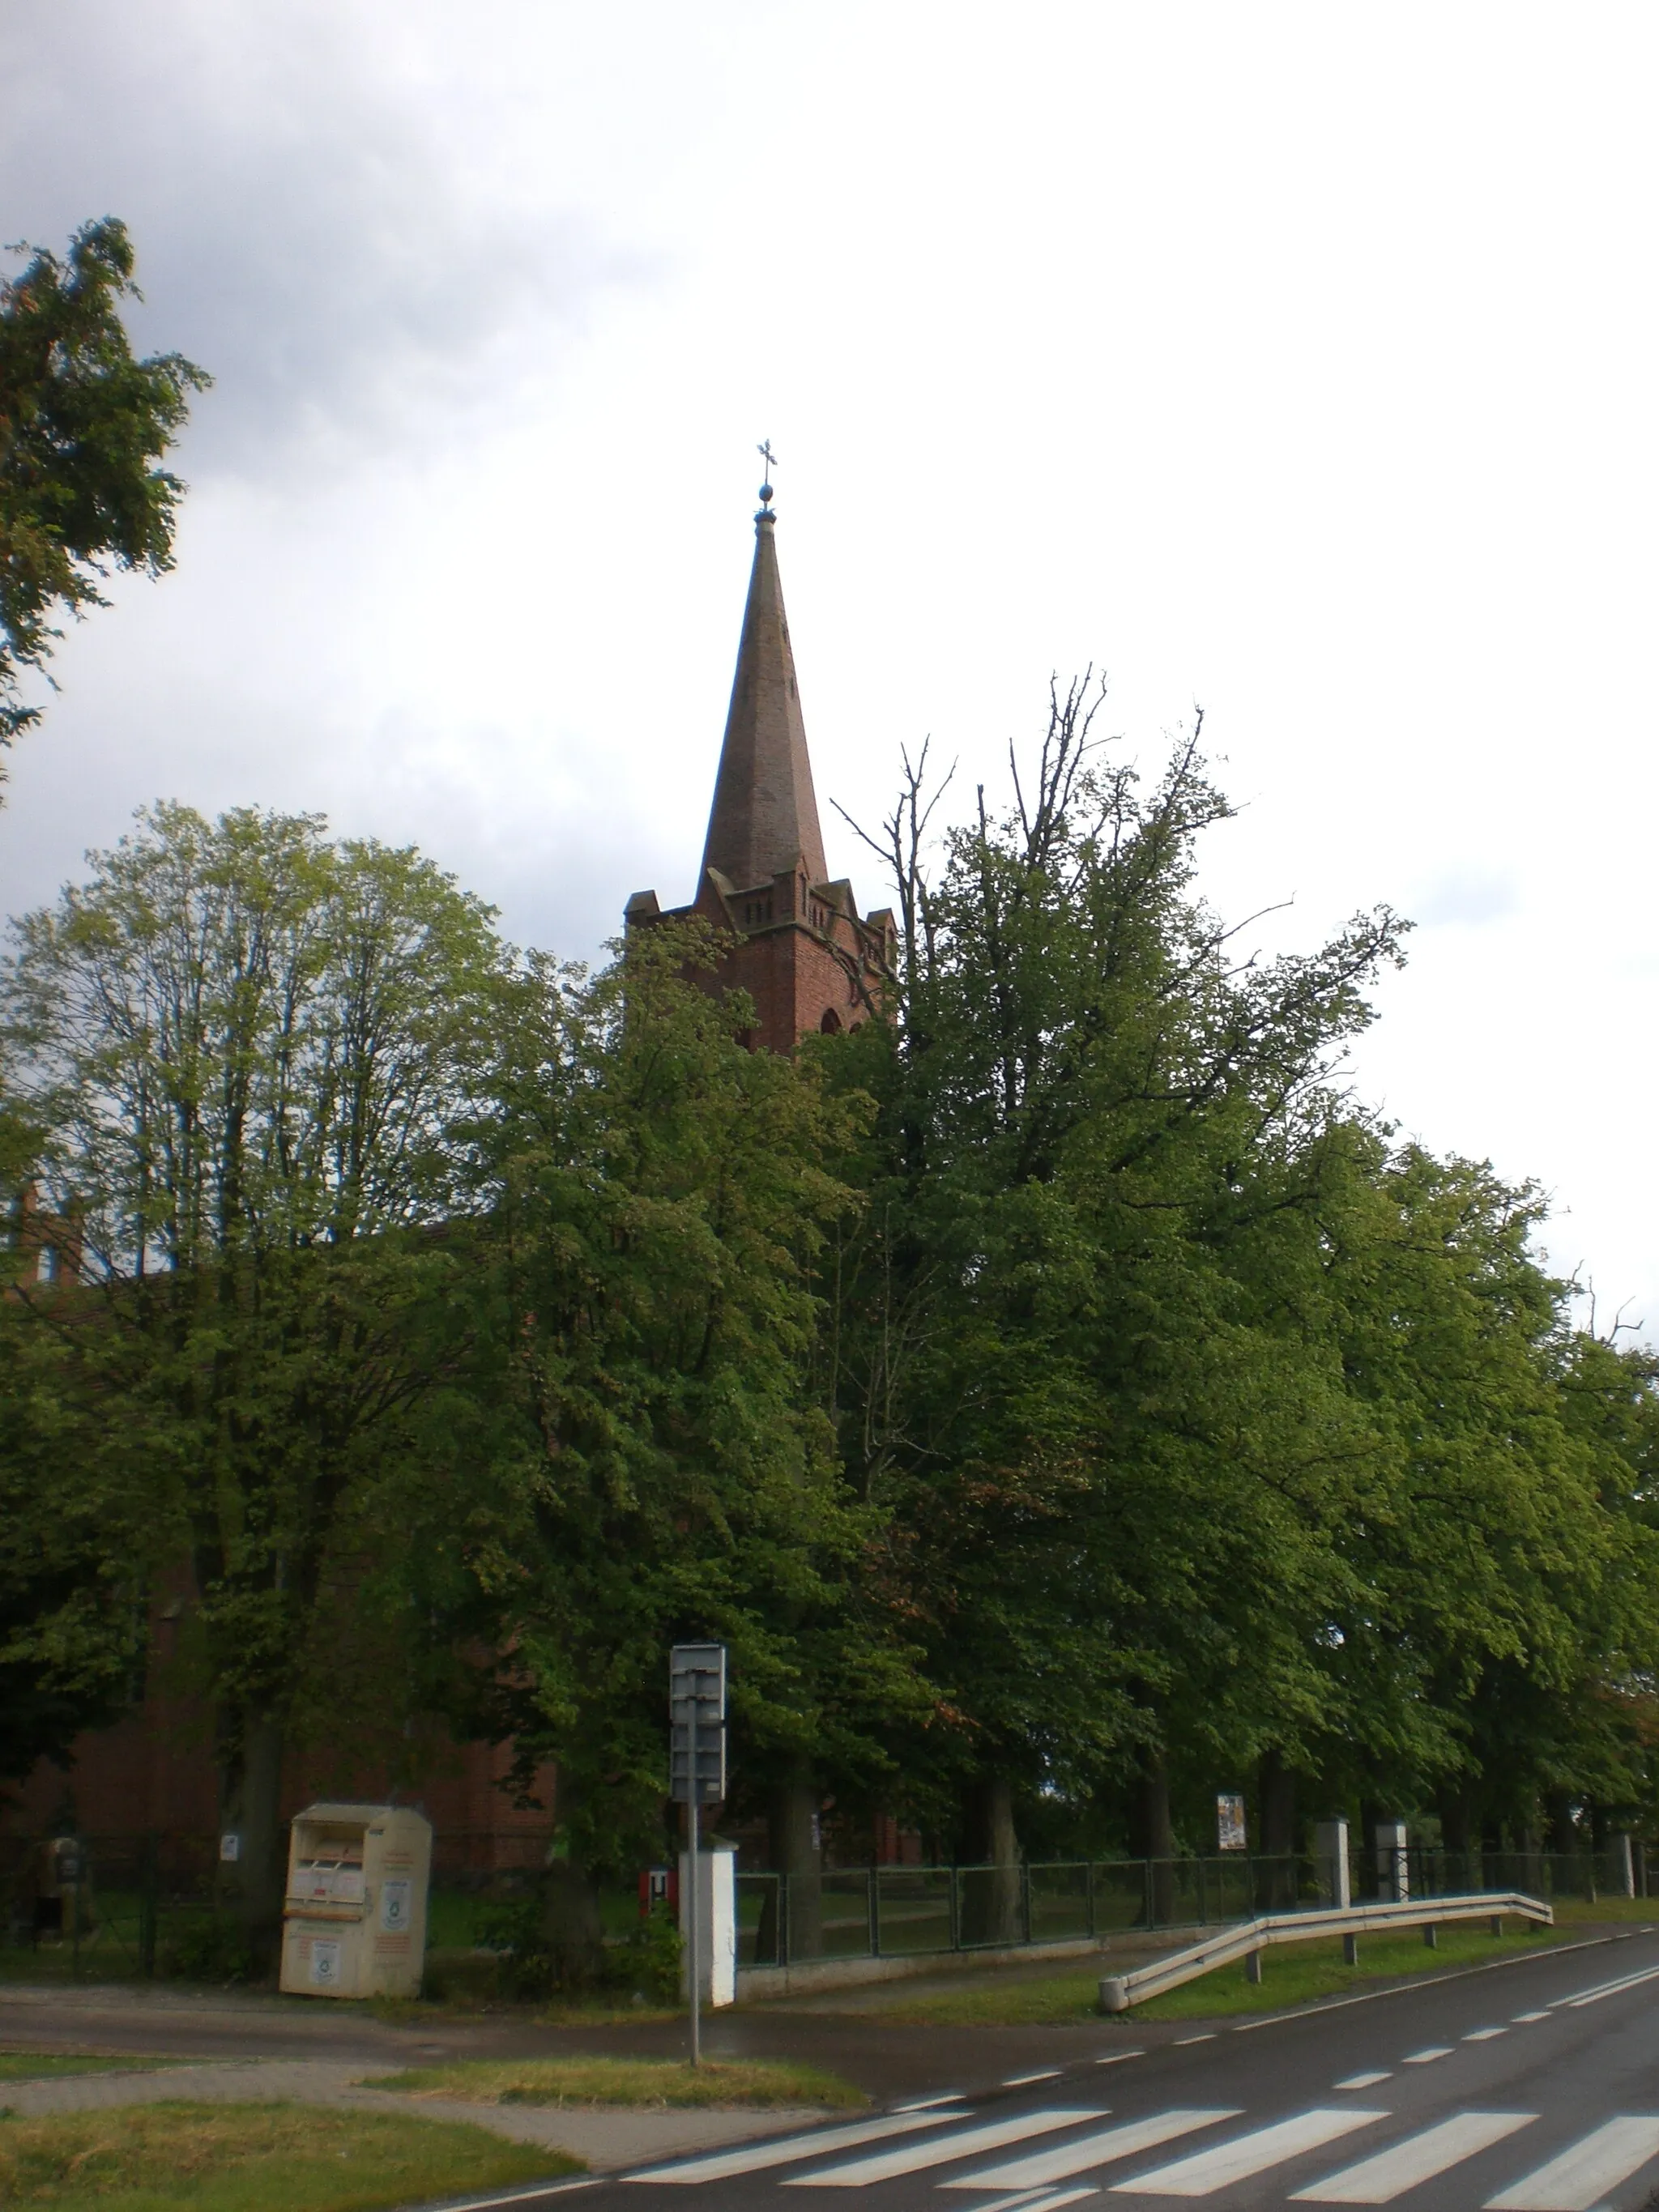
[0,1830,552,1982]
[736,1844,1645,1970]
[0,1831,1641,1982]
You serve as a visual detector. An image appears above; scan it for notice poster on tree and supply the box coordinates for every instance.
[1217,1793,1247,1852]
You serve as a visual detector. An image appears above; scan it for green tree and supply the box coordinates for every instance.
[825,681,1407,1917]
[420,923,925,1977]
[0,217,208,752]
[2,803,506,1939]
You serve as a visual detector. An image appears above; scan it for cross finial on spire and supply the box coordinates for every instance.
[756,439,777,522]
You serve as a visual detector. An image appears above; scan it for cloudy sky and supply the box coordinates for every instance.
[2,2,1655,1335]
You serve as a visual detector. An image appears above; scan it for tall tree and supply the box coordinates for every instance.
[825,680,1407,1912]
[0,217,208,755]
[2,803,506,1939]
[421,923,926,1976]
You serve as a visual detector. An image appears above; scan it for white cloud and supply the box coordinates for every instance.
[2,0,1656,1334]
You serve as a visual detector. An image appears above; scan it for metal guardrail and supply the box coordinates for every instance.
[1098,1890,1554,2012]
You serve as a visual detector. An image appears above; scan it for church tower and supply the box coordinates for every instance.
[625,470,893,1051]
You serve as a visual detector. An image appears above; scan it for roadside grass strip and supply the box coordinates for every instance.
[0,2052,181,2082]
[0,2099,574,2211]
[369,2055,865,2108]
[844,1924,1559,2026]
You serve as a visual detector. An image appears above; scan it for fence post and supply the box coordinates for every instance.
[1021,1862,1032,1946]
[139,1835,158,1979]
[1144,1857,1155,1930]
[1086,1860,1096,1940]
[949,1865,960,1950]
[1198,1858,1208,1927]
[868,1869,880,1958]
[778,1872,790,1969]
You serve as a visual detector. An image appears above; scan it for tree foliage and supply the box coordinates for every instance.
[0,217,208,747]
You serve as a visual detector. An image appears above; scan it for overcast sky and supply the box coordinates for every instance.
[2,1,1655,1336]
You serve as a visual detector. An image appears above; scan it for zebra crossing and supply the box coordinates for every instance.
[626,2098,1659,2206]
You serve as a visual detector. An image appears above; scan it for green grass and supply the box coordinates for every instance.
[371,2054,866,2109]
[838,1919,1570,2025]
[0,2052,179,2082]
[0,2100,578,2210]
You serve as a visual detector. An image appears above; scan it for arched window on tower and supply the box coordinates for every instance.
[819,1008,842,1034]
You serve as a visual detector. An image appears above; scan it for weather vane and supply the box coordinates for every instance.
[757,439,777,504]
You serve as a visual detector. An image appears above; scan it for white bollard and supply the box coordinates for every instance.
[1314,1818,1351,1909]
[680,1843,737,2008]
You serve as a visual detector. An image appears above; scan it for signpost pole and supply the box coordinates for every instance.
[687,1697,701,2068]
[670,1643,725,2072]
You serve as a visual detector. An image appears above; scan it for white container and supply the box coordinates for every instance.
[279,1802,433,2000]
[679,1843,736,2008]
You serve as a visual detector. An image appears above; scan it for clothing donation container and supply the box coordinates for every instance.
[279,1802,433,1999]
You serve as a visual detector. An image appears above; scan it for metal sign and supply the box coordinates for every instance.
[669,1642,727,1805]
[1216,1792,1247,1852]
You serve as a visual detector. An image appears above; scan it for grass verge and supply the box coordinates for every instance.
[839,1920,1571,2025]
[0,2100,576,2210]
[0,2053,180,2082]
[371,2054,866,2109]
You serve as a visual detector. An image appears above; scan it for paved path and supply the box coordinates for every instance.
[0,2053,831,2169]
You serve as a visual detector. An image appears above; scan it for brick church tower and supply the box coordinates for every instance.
[625,473,894,1051]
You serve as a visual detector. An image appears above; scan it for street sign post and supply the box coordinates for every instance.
[669,1642,727,2066]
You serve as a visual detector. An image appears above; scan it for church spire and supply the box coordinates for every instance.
[699,459,829,891]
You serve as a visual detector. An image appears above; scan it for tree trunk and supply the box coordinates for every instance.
[759,1770,822,1961]
[1256,1750,1298,1909]
[540,1860,607,1991]
[1544,1791,1578,1855]
[1436,1783,1479,1890]
[220,1711,287,1967]
[958,1771,1021,1945]
[1129,1754,1175,1926]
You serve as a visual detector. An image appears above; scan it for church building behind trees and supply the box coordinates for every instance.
[2,475,900,1873]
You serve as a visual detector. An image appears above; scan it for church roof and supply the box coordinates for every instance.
[699,490,830,891]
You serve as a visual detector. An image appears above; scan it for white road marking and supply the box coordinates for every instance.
[1291,2111,1535,2203]
[785,2109,1105,2187]
[1560,1962,1659,2009]
[896,2095,968,2112]
[941,2111,1240,2191]
[1334,2073,1392,2091]
[1005,2071,1064,2087]
[438,2185,597,2211]
[1172,2035,1216,2047]
[1401,2047,1453,2065]
[1109,2108,1388,2197]
[1512,2012,1550,2023]
[1484,2115,1659,2210]
[1020,2193,1100,2211]
[1464,2028,1508,2041]
[626,2112,959,2183]
[1095,2053,1145,2065]
[949,2192,1051,2212]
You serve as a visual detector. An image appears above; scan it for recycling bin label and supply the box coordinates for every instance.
[309,1937,343,1988]
[380,1878,412,1933]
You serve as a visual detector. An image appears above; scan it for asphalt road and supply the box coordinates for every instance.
[438,1929,1659,2212]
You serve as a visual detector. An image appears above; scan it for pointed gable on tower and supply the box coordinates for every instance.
[625,468,893,1052]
